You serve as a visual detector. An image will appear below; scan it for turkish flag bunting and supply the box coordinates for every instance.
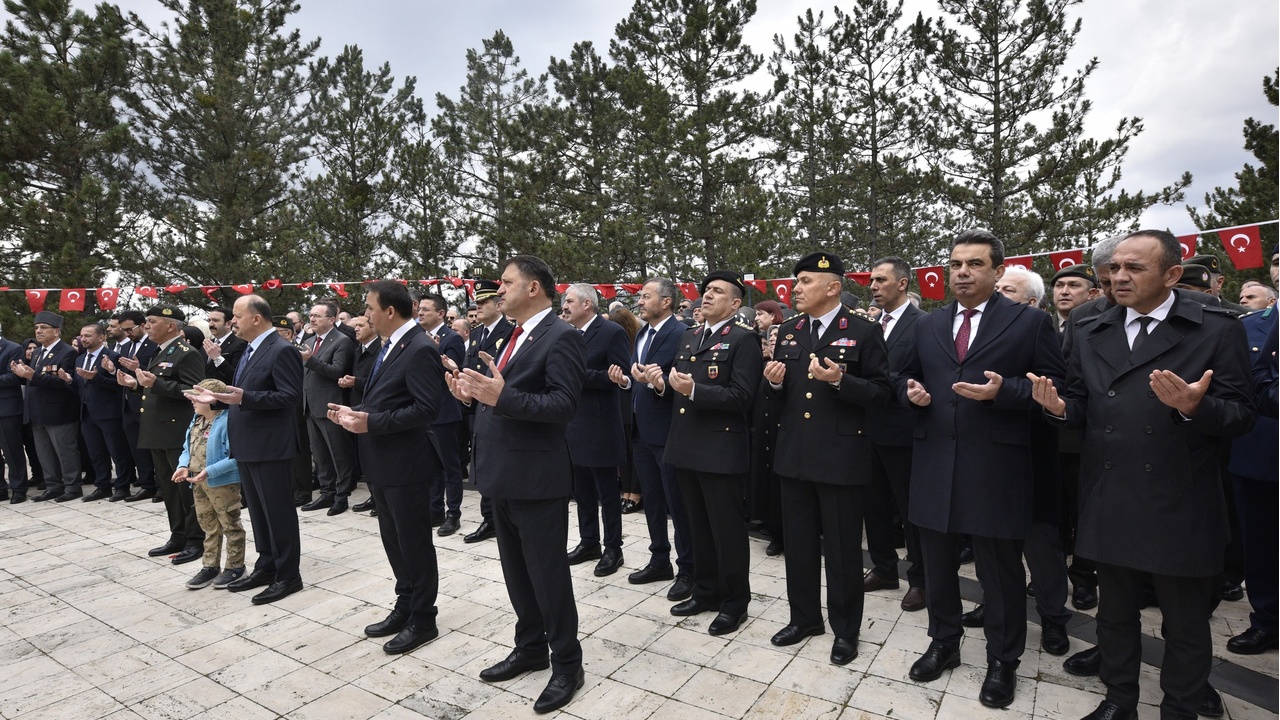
[231,284,253,295]
[200,286,219,303]
[328,283,348,298]
[297,281,314,289]
[916,266,946,301]
[846,272,871,286]
[95,287,119,311]
[164,284,187,294]
[463,279,476,298]
[678,283,700,300]
[135,286,159,299]
[262,279,282,290]
[26,290,48,314]
[1218,225,1264,269]
[445,277,463,288]
[1049,250,1084,271]
[420,279,439,286]
[1004,256,1033,270]
[595,284,617,300]
[59,289,86,311]
[1176,234,1197,260]
[555,284,569,294]
[621,283,643,295]
[772,279,794,307]
[744,279,766,294]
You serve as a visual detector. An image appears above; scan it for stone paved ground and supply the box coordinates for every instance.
[0,488,1275,720]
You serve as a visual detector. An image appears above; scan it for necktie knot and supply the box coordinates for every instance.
[497,326,524,371]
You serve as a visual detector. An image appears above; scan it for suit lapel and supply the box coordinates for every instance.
[963,294,1018,361]
[504,313,558,371]
[886,305,917,349]
[1085,306,1130,374]
[370,325,422,388]
[933,303,960,363]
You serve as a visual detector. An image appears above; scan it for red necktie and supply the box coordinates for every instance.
[313,335,322,355]
[496,326,524,372]
[955,309,976,362]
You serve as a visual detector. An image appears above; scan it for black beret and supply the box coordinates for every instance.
[699,270,746,296]
[1051,263,1097,287]
[1178,264,1212,289]
[474,279,500,301]
[145,303,185,322]
[1186,255,1222,274]
[32,311,63,329]
[792,251,845,277]
[272,315,293,329]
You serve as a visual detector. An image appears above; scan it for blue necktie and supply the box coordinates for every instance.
[638,326,655,364]
[233,344,254,385]
[370,342,391,380]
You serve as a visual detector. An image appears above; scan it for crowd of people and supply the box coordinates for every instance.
[0,230,1276,718]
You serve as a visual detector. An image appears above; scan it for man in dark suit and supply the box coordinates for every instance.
[662,270,763,637]
[607,278,695,602]
[863,256,928,612]
[561,284,630,577]
[459,280,513,542]
[73,322,133,502]
[765,253,890,664]
[193,294,304,605]
[115,311,159,502]
[340,314,382,513]
[14,312,82,502]
[0,333,29,503]
[1031,230,1255,720]
[300,301,357,516]
[898,230,1066,709]
[449,255,587,714]
[203,306,247,384]
[417,293,466,535]
[329,281,445,655]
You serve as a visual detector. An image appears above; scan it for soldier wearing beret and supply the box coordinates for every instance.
[1186,254,1247,315]
[1050,264,1099,336]
[661,270,763,637]
[763,252,891,666]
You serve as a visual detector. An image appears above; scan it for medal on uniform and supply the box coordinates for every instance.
[707,365,719,379]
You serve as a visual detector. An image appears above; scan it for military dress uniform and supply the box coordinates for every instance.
[663,278,762,632]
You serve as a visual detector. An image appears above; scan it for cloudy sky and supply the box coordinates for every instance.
[110,0,1278,244]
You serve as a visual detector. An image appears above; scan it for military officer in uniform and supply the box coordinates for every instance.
[764,252,891,665]
[1186,254,1248,315]
[661,270,762,636]
[459,279,514,543]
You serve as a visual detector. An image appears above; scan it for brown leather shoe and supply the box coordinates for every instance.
[863,569,900,592]
[901,586,926,612]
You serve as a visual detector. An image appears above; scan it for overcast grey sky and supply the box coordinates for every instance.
[110,0,1279,245]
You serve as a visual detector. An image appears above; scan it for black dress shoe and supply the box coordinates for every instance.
[301,495,333,512]
[978,658,1017,708]
[479,650,550,682]
[831,637,858,665]
[1227,626,1280,655]
[109,490,127,502]
[1080,700,1136,720]
[352,498,375,513]
[1219,581,1245,602]
[82,487,111,502]
[1072,585,1099,610]
[9,493,26,504]
[369,508,378,517]
[863,569,900,592]
[627,562,674,585]
[909,641,961,682]
[148,540,184,557]
[464,519,495,543]
[1199,683,1224,719]
[1041,619,1069,656]
[293,491,312,507]
[533,666,584,714]
[365,608,409,638]
[670,599,714,616]
[327,498,348,516]
[125,488,156,502]
[1026,581,1036,597]
[771,624,824,647]
[621,498,642,514]
[1063,646,1100,677]
[961,604,985,628]
[708,611,747,636]
[226,568,276,593]
[252,576,303,605]
[55,491,82,502]
[436,515,459,535]
[151,495,163,502]
[901,587,926,612]
[383,623,439,654]
[594,549,623,577]
[33,489,61,502]
[171,545,202,565]
[765,539,783,556]
[567,543,602,565]
[667,574,693,601]
[958,544,975,564]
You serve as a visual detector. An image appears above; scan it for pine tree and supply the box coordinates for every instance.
[386,119,464,281]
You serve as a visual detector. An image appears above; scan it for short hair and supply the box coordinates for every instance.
[1121,229,1181,272]
[1001,265,1045,303]
[208,306,232,322]
[418,293,447,314]
[313,300,339,318]
[643,277,678,311]
[80,322,105,336]
[952,229,1005,267]
[244,295,272,321]
[565,283,599,306]
[1242,280,1278,300]
[117,310,145,325]
[871,256,912,284]
[754,300,784,325]
[1090,234,1126,269]
[366,280,414,319]
[500,255,556,300]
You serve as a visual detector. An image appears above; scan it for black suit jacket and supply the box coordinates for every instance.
[463,319,514,415]
[356,324,444,487]
[76,348,124,421]
[206,333,247,384]
[567,317,630,468]
[121,338,159,414]
[26,341,80,426]
[350,337,382,407]
[303,330,354,417]
[867,303,923,447]
[473,311,586,500]
[227,331,303,462]
[898,293,1066,539]
[630,315,683,447]
[0,338,24,418]
[429,324,465,425]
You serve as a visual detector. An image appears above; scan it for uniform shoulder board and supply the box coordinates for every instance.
[735,320,755,331]
[1239,308,1262,319]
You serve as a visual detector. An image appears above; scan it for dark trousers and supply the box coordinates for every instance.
[1025,520,1071,625]
[429,421,463,518]
[572,465,622,551]
[676,469,750,616]
[1096,563,1214,719]
[152,447,203,545]
[0,415,28,493]
[1061,451,1097,589]
[1220,469,1245,586]
[307,414,356,500]
[81,415,133,491]
[121,413,154,490]
[919,528,1026,663]
[22,422,43,488]
[467,414,493,521]
[291,418,313,495]
[633,431,692,575]
[373,480,439,626]
[493,497,582,674]
[1233,474,1278,633]
[239,458,302,582]
[865,443,922,588]
[781,477,865,639]
[32,422,80,494]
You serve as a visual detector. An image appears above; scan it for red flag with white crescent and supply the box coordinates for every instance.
[744,279,766,294]
[621,283,643,295]
[1176,234,1197,261]
[164,284,188,295]
[463,279,476,298]
[1218,225,1264,269]
[1004,256,1033,270]
[262,278,282,290]
[231,284,253,295]
[200,286,219,303]
[678,283,700,301]
[1049,250,1083,270]
[135,286,159,299]
[26,290,48,314]
[595,284,617,300]
[297,281,314,289]
[845,272,871,286]
[328,283,348,298]
[59,288,86,311]
[95,287,119,311]
[772,279,794,307]
[916,266,946,301]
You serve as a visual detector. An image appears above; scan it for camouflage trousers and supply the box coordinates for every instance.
[192,482,246,569]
